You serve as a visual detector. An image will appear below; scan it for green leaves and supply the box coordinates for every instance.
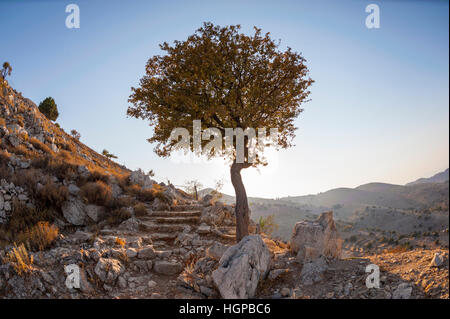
[128,22,314,165]
[38,97,59,121]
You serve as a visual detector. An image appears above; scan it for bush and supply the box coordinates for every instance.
[0,201,55,246]
[106,208,132,226]
[38,97,59,121]
[2,243,34,276]
[258,215,279,235]
[133,203,147,217]
[29,137,52,154]
[70,129,81,140]
[16,222,59,251]
[38,182,69,208]
[80,181,112,206]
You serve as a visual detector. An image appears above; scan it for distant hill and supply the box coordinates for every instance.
[200,178,449,240]
[407,168,449,186]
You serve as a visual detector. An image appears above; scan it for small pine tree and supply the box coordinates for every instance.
[38,97,59,121]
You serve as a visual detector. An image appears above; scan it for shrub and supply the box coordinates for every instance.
[2,243,34,275]
[133,203,147,217]
[38,97,59,121]
[80,181,112,206]
[38,182,69,208]
[10,168,40,196]
[86,169,110,184]
[112,195,136,209]
[102,149,118,160]
[0,201,55,246]
[16,222,59,251]
[126,184,154,202]
[258,215,279,235]
[29,137,52,154]
[70,129,81,140]
[106,208,132,226]
[0,149,11,164]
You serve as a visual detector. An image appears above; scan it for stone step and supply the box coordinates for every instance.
[148,211,201,218]
[149,233,178,242]
[140,222,187,233]
[155,216,200,224]
[171,204,204,211]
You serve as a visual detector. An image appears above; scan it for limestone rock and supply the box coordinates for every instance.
[206,242,228,261]
[94,258,125,284]
[212,235,270,299]
[137,246,156,259]
[429,253,444,267]
[85,204,105,222]
[153,260,183,275]
[290,211,341,264]
[62,200,86,226]
[300,256,328,285]
[392,283,412,299]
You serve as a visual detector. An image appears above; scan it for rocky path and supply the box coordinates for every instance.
[82,203,237,299]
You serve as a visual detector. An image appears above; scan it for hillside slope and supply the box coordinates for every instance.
[407,168,449,186]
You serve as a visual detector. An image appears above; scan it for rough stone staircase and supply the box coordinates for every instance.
[138,207,202,248]
[134,203,237,250]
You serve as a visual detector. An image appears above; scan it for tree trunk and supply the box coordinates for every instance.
[230,162,251,242]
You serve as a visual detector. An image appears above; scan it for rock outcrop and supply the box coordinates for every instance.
[290,211,342,264]
[212,235,270,299]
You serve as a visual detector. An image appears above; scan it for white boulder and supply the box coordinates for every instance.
[212,235,270,299]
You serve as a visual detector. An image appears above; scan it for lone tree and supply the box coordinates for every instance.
[1,62,12,80]
[102,149,118,160]
[184,179,203,200]
[70,129,81,140]
[128,23,313,242]
[38,97,59,121]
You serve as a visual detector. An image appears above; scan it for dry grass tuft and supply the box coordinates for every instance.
[16,221,59,251]
[80,181,112,206]
[2,243,34,276]
[29,137,52,154]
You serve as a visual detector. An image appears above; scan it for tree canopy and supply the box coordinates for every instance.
[128,22,313,165]
[38,97,59,121]
[1,62,12,80]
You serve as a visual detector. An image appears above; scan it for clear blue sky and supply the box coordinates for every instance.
[1,0,448,198]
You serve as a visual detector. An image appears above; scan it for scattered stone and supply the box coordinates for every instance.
[94,258,125,284]
[62,200,86,226]
[153,260,183,275]
[392,283,413,299]
[138,246,156,259]
[429,253,444,268]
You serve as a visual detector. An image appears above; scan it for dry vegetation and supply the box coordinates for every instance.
[2,243,34,276]
[16,221,59,251]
